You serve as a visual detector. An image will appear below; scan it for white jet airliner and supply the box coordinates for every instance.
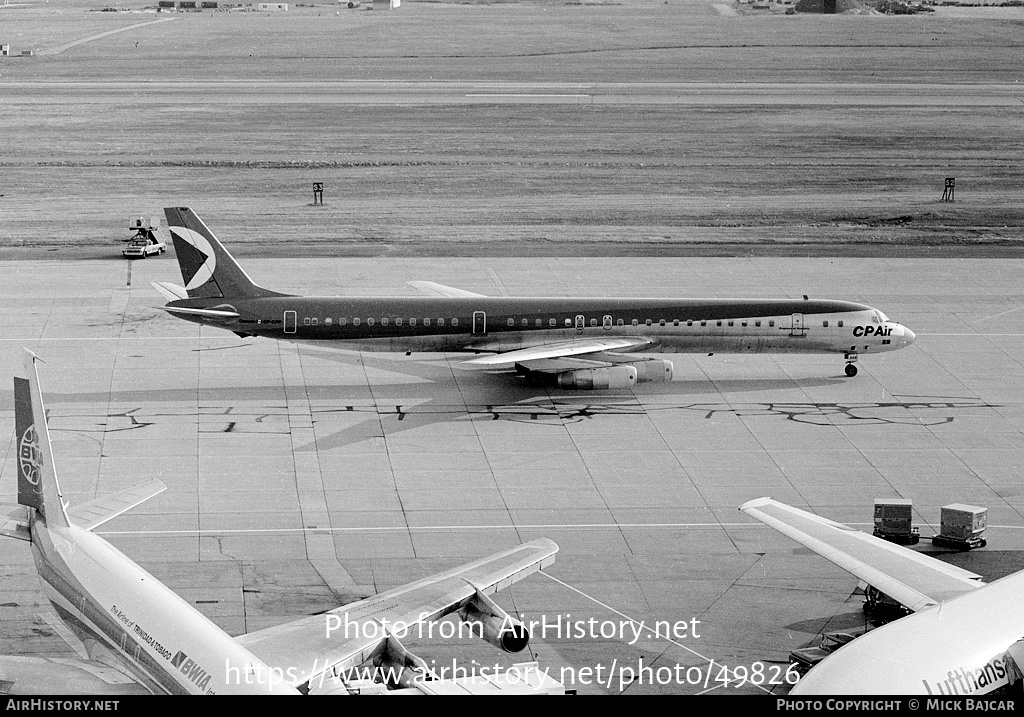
[740,498,1024,695]
[153,208,915,388]
[0,351,560,695]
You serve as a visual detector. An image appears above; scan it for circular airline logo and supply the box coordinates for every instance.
[170,226,217,291]
[19,426,41,487]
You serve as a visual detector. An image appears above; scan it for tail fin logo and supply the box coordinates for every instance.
[169,226,217,291]
[19,425,42,489]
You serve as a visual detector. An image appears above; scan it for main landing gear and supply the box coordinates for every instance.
[844,353,858,377]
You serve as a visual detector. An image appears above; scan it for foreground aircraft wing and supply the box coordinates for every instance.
[460,337,655,369]
[740,498,983,611]
[235,538,558,691]
[67,480,167,531]
[407,281,487,299]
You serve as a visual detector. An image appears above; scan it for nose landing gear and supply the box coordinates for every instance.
[844,353,859,377]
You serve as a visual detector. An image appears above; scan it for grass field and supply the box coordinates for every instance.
[1,0,1022,256]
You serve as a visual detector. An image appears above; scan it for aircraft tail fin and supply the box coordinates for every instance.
[14,351,70,529]
[163,207,284,300]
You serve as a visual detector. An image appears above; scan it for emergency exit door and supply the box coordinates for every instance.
[473,311,487,335]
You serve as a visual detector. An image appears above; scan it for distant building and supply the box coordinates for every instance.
[257,2,288,9]
[373,0,400,8]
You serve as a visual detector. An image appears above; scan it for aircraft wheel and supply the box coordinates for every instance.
[845,364,858,377]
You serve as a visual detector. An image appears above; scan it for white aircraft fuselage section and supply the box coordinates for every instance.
[167,295,914,358]
[29,516,299,696]
[793,570,1024,696]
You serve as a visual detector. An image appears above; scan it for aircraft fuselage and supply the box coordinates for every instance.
[793,571,1024,695]
[167,296,914,358]
[28,516,298,695]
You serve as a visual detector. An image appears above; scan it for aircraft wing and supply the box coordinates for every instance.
[235,538,558,690]
[0,504,31,542]
[407,281,487,299]
[460,337,654,369]
[740,498,984,612]
[67,480,167,532]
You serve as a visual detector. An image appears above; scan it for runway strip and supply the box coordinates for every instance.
[2,81,1021,106]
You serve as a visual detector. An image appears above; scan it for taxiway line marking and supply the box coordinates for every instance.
[465,94,590,98]
[94,521,772,535]
[94,522,1024,536]
[0,336,205,342]
[922,333,1024,336]
[96,522,762,535]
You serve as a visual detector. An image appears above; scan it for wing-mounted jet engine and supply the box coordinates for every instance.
[458,581,530,654]
[517,356,674,390]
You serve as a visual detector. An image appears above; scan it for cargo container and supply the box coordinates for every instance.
[932,504,987,550]
[872,498,918,544]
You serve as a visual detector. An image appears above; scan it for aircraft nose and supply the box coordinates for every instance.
[903,327,916,346]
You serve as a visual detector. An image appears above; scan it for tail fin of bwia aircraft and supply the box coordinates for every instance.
[13,351,70,530]
[163,207,285,300]
[3,351,167,542]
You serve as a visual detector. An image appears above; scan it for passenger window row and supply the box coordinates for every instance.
[299,316,847,328]
[303,317,457,327]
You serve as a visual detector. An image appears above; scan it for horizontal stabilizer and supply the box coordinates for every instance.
[740,498,983,611]
[68,480,167,532]
[39,611,90,660]
[407,281,487,299]
[0,656,149,695]
[460,337,654,368]
[150,281,189,302]
[161,305,240,322]
[0,504,31,542]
